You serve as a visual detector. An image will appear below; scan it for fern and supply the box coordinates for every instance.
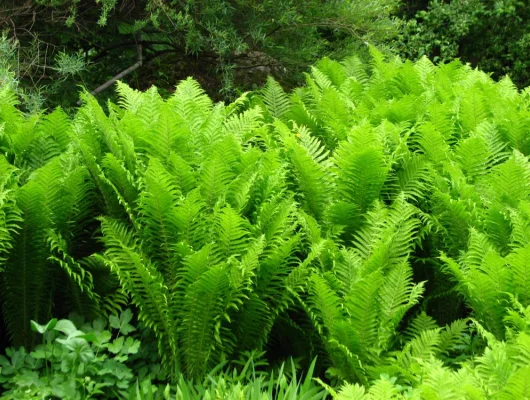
[168,77,213,133]
[333,135,388,217]
[459,85,489,132]
[276,121,331,222]
[224,106,264,143]
[0,157,21,271]
[392,153,433,202]
[211,205,250,263]
[179,265,232,379]
[261,76,291,119]
[6,51,530,394]
[147,103,190,161]
[99,217,179,376]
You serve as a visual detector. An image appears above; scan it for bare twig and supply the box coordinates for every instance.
[77,32,144,105]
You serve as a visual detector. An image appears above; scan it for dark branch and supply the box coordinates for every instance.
[91,39,176,62]
[77,32,144,104]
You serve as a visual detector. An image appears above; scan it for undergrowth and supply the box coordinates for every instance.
[1,47,530,398]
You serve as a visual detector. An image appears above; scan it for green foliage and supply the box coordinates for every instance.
[253,48,530,391]
[0,310,164,399]
[172,358,327,400]
[2,48,530,397]
[1,314,327,400]
[330,305,530,399]
[0,99,121,347]
[2,0,401,110]
[400,0,530,88]
[94,80,310,380]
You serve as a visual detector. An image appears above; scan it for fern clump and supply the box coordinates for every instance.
[2,47,530,397]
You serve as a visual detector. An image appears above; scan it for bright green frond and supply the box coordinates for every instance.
[261,76,291,119]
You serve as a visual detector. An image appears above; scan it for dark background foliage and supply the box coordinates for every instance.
[399,0,530,88]
[0,0,399,111]
[2,0,528,113]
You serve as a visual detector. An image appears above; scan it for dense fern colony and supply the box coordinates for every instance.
[1,48,530,398]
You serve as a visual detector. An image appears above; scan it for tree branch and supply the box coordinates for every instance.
[91,39,175,62]
[77,32,144,105]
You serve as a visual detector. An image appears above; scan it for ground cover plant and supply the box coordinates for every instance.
[1,48,530,398]
[1,311,326,399]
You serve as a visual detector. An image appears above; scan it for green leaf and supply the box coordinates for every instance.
[81,330,112,346]
[107,336,125,354]
[30,318,58,334]
[109,309,136,335]
[122,337,140,354]
[30,347,50,360]
[93,318,106,332]
[54,319,79,337]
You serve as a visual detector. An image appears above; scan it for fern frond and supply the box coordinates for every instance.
[341,56,370,87]
[80,254,127,317]
[261,76,291,119]
[414,56,436,88]
[199,154,235,208]
[99,217,179,376]
[506,244,530,306]
[458,86,489,132]
[145,103,191,161]
[232,292,272,351]
[354,197,419,274]
[415,122,451,167]
[417,358,463,400]
[277,121,331,221]
[223,106,263,142]
[167,153,197,196]
[438,319,469,357]
[442,233,510,338]
[116,80,144,114]
[401,328,442,364]
[173,189,206,248]
[137,157,181,279]
[27,107,72,168]
[169,77,213,132]
[394,153,433,202]
[288,94,321,136]
[316,57,347,88]
[1,180,52,346]
[0,158,21,270]
[345,270,384,356]
[309,274,343,337]
[474,342,514,393]
[487,150,530,209]
[333,248,362,297]
[405,312,439,341]
[47,229,97,299]
[179,265,231,379]
[509,202,530,247]
[211,206,250,264]
[195,103,226,154]
[224,92,250,118]
[378,262,424,339]
[100,153,139,206]
[333,138,387,215]
[498,366,530,400]
[310,66,334,91]
[335,383,367,400]
[366,375,400,399]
